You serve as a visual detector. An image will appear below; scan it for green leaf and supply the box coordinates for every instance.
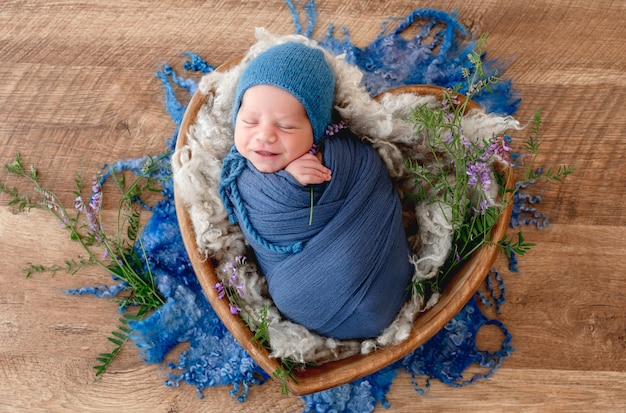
[111,331,127,340]
[107,337,123,346]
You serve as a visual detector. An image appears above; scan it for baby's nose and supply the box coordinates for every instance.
[257,124,277,143]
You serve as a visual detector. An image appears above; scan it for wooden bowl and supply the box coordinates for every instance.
[173,61,514,396]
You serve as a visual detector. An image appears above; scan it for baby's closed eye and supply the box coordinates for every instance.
[277,124,298,132]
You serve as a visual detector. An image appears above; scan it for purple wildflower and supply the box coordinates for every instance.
[492,135,512,161]
[224,262,236,275]
[466,161,491,193]
[471,199,491,215]
[441,89,453,111]
[85,205,101,235]
[74,196,85,212]
[40,190,57,211]
[481,135,512,164]
[213,282,225,300]
[229,303,242,315]
[325,121,347,136]
[309,122,348,155]
[467,84,477,96]
[56,204,69,227]
[215,256,248,312]
[89,179,102,212]
[73,177,104,237]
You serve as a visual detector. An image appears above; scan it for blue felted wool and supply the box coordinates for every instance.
[232,41,335,143]
[228,131,414,340]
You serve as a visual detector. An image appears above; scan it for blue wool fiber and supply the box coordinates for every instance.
[402,297,513,390]
[476,270,507,314]
[71,4,529,410]
[510,181,549,229]
[66,282,128,299]
[302,364,399,412]
[182,52,214,75]
[318,8,520,114]
[156,64,194,126]
[508,248,519,272]
[286,0,317,38]
[504,178,547,272]
[157,53,212,150]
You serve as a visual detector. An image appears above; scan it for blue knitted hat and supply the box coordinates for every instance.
[233,42,335,143]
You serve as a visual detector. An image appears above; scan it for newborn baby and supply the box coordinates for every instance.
[219,42,414,340]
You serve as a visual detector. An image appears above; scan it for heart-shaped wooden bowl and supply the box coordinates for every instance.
[173,60,513,396]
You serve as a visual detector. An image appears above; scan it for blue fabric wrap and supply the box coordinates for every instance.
[225,132,414,339]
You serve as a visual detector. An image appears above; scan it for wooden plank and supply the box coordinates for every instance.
[1,0,625,410]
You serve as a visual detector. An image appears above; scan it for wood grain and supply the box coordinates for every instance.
[1,0,625,411]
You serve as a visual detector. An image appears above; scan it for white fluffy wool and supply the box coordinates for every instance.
[171,28,520,364]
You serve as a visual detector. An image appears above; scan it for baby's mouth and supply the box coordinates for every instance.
[255,150,277,157]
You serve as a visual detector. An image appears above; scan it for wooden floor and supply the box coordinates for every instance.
[1,1,625,411]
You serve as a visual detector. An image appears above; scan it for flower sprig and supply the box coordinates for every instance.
[213,255,265,330]
[1,152,170,376]
[308,120,347,225]
[405,34,574,295]
[213,255,247,315]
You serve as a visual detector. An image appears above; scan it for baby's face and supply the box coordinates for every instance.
[234,85,314,173]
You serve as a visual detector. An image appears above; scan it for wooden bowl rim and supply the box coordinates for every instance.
[173,60,513,396]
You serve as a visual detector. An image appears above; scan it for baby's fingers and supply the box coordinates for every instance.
[285,156,332,185]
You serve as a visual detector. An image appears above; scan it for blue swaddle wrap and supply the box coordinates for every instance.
[220,132,414,340]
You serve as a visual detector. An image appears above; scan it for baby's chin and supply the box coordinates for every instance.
[249,159,284,174]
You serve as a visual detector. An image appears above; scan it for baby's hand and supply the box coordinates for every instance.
[284,153,332,186]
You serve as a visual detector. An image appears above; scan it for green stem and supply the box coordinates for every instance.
[309,186,314,225]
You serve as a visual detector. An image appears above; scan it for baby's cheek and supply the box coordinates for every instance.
[233,129,248,153]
